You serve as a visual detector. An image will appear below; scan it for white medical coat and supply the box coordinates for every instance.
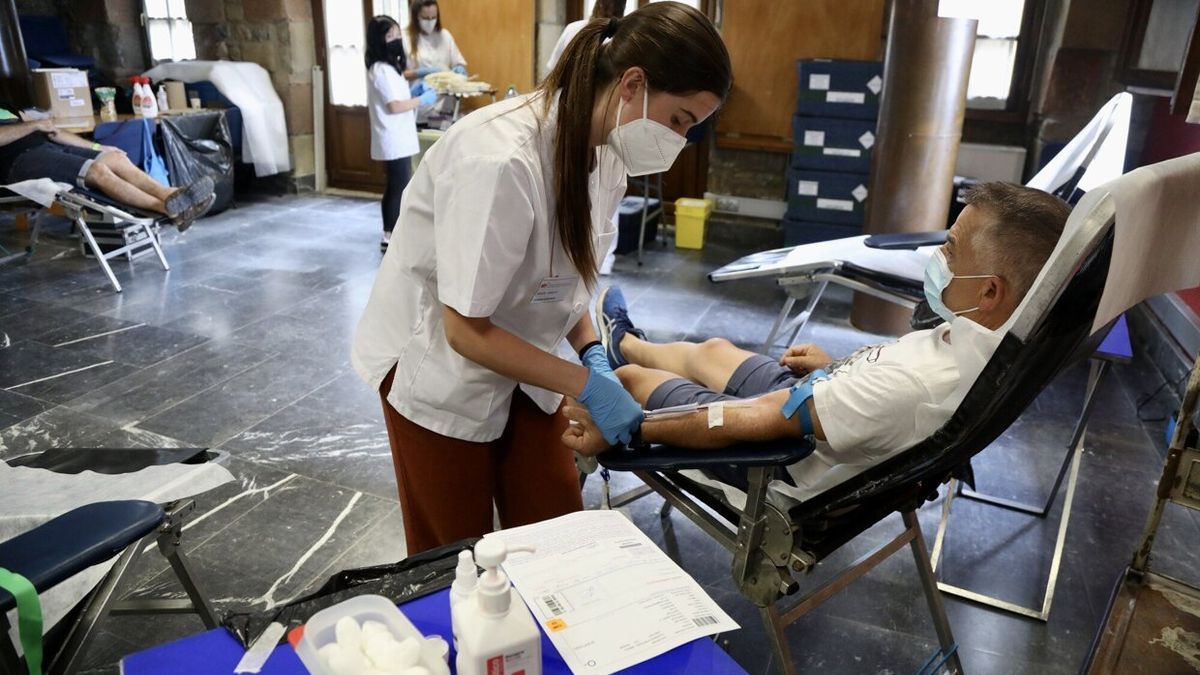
[368,63,419,161]
[547,19,587,70]
[402,28,467,72]
[352,93,625,442]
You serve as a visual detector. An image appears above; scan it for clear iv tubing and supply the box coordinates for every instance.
[642,401,751,420]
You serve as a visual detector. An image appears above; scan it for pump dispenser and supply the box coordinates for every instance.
[455,539,541,675]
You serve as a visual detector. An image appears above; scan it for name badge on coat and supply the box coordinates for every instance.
[530,276,578,304]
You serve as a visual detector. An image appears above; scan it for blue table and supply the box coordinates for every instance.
[121,587,746,674]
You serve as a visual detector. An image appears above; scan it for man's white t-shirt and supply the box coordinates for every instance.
[368,63,418,161]
[686,316,1002,508]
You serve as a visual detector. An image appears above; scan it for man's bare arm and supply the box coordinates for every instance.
[46,127,97,150]
[563,390,826,456]
[0,120,55,147]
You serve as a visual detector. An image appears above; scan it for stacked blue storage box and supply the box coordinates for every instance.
[784,59,882,246]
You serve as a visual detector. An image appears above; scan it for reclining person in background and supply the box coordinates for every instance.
[563,182,1070,504]
[0,106,214,231]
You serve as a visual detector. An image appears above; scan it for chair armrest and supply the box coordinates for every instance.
[599,439,814,472]
[0,501,164,612]
[863,231,947,250]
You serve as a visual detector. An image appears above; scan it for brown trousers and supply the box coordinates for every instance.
[379,367,584,555]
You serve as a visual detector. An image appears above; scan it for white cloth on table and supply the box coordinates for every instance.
[1027,93,1131,196]
[1,459,233,640]
[1,179,70,208]
[1090,152,1200,333]
[368,63,419,161]
[143,61,291,177]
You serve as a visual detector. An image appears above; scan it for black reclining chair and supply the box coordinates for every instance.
[600,182,1122,674]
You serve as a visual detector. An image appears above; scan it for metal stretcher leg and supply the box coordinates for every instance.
[930,360,1100,621]
[142,223,171,272]
[74,216,122,293]
[761,279,828,355]
[0,614,22,674]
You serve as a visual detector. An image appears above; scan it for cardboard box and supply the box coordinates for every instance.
[795,59,883,120]
[791,115,877,173]
[781,217,860,246]
[31,68,94,120]
[786,169,870,226]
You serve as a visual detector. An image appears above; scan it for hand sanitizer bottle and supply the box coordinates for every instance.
[449,549,478,649]
[455,539,541,675]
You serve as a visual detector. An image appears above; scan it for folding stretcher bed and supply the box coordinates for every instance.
[598,152,1197,673]
[0,179,171,292]
[709,93,1133,354]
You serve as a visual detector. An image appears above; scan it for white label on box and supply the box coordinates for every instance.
[824,148,861,157]
[797,180,819,196]
[808,74,831,91]
[826,91,866,104]
[852,185,868,202]
[859,131,876,149]
[817,198,854,212]
[69,98,86,107]
[803,130,825,147]
[50,71,87,88]
[57,88,76,100]
[867,75,883,95]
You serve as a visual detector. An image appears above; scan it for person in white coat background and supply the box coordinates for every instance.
[365,15,438,252]
[352,3,732,554]
[402,0,467,80]
[547,0,628,275]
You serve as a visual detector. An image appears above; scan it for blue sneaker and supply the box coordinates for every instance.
[595,286,645,369]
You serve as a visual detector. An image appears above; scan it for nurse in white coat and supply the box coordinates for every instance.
[547,0,628,275]
[402,0,467,80]
[366,16,438,251]
[353,2,731,554]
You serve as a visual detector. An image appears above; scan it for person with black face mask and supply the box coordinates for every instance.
[366,15,438,252]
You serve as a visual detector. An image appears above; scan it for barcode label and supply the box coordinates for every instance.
[693,615,718,627]
[543,594,565,616]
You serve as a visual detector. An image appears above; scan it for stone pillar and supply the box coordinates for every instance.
[1,0,33,108]
[536,0,567,83]
[851,0,976,335]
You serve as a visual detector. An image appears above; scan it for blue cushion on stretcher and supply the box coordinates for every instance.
[0,500,164,613]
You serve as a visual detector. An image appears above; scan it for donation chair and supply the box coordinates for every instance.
[0,180,171,292]
[600,175,1125,674]
[0,448,227,675]
[711,93,1132,354]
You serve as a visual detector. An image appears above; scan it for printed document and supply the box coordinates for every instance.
[486,510,739,674]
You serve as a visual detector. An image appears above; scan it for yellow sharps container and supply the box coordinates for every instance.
[674,197,713,250]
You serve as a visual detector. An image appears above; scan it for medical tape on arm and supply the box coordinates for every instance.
[781,369,828,436]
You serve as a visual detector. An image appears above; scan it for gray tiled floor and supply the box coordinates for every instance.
[1,194,1193,674]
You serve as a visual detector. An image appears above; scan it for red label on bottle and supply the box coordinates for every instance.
[487,655,504,675]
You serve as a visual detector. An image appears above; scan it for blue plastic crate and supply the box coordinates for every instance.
[791,115,877,173]
[785,169,870,226]
[795,59,883,120]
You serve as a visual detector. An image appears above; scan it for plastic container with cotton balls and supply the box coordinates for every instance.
[293,594,450,675]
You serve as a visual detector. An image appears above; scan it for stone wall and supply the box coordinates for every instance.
[536,0,567,83]
[15,0,147,86]
[186,0,317,187]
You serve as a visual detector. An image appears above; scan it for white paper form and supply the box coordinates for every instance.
[486,510,739,674]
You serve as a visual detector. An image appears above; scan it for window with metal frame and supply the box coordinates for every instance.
[143,0,196,64]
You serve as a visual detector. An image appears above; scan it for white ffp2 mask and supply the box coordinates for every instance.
[419,18,437,34]
[606,89,687,177]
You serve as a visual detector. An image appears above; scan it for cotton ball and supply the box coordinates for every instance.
[361,620,393,642]
[318,643,346,671]
[326,645,370,674]
[365,635,421,671]
[335,616,364,651]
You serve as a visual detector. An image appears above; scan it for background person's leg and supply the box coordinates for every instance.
[83,161,164,213]
[494,391,583,529]
[98,151,174,203]
[379,368,496,554]
[381,158,410,234]
[622,336,758,393]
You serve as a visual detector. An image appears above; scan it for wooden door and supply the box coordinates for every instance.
[437,0,535,113]
[314,0,387,192]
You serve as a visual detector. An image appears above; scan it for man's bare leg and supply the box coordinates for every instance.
[620,335,759,393]
[99,152,175,203]
[83,161,165,213]
[613,364,684,405]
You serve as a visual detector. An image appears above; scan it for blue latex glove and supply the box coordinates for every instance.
[452,64,468,75]
[580,344,618,384]
[410,80,426,96]
[415,65,437,77]
[419,89,439,106]
[578,367,643,446]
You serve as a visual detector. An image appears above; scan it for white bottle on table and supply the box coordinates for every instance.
[449,549,478,650]
[131,80,145,115]
[455,539,541,675]
[142,79,159,117]
[157,85,170,113]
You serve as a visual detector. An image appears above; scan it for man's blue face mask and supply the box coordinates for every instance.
[923,249,997,324]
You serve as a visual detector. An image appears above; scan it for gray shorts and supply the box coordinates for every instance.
[645,354,799,410]
[8,143,103,189]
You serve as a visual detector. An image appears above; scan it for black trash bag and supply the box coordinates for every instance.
[159,111,235,215]
[223,538,479,649]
